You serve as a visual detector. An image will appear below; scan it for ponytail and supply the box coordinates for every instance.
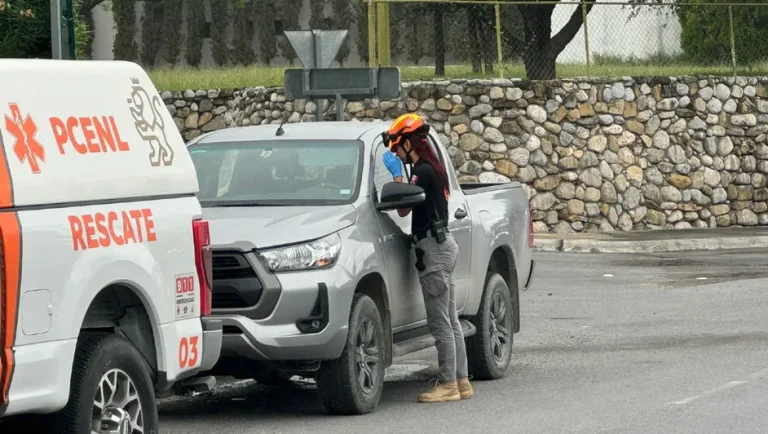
[411,133,450,199]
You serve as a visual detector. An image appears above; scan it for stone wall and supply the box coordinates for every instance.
[162,75,768,233]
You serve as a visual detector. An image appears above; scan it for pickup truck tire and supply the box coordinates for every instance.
[316,293,385,415]
[55,331,159,434]
[466,273,514,381]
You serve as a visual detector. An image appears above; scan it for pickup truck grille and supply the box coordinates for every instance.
[211,252,264,309]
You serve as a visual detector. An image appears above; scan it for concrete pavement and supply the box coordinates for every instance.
[533,226,768,253]
[154,248,768,434]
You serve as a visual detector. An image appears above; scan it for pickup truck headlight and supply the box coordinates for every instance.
[259,233,341,272]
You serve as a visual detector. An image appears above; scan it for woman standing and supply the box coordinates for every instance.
[382,113,473,403]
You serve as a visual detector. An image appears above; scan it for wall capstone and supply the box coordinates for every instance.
[162,75,768,233]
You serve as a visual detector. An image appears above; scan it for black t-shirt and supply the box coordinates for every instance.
[410,159,449,234]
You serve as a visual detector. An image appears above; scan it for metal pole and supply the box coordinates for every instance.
[51,0,63,59]
[582,2,591,78]
[309,31,324,121]
[376,1,391,66]
[728,4,737,77]
[336,94,345,121]
[494,2,503,79]
[368,0,377,67]
[65,0,76,59]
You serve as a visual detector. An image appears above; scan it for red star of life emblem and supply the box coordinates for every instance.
[4,103,45,174]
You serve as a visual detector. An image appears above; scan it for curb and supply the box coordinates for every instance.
[533,235,768,253]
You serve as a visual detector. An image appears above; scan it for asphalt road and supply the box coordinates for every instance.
[5,249,766,434]
[154,248,768,434]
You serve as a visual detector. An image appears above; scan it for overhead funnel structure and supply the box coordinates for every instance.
[284,30,349,70]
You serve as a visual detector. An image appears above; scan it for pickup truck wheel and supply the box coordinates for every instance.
[466,273,514,381]
[316,293,385,415]
[55,332,159,434]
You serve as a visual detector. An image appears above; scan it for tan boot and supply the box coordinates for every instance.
[457,377,474,399]
[418,380,461,403]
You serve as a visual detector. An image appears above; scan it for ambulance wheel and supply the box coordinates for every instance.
[56,332,159,434]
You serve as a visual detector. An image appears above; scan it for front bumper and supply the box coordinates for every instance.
[199,317,223,371]
[523,258,536,290]
[213,264,356,362]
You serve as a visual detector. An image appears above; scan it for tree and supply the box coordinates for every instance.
[309,0,328,30]
[677,0,768,65]
[353,0,369,64]
[513,1,594,80]
[466,4,497,74]
[140,0,165,66]
[112,0,138,61]
[231,0,256,65]
[276,0,301,65]
[331,0,353,66]
[161,0,183,65]
[210,0,230,66]
[255,0,277,65]
[185,0,205,67]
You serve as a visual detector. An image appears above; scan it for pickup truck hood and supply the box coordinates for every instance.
[202,205,357,250]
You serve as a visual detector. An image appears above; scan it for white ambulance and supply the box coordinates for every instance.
[0,59,222,433]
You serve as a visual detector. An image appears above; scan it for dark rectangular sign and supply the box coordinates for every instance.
[284,67,402,101]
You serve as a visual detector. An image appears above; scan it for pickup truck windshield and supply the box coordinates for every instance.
[189,140,362,206]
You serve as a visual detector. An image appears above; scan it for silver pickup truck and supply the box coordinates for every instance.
[186,120,535,415]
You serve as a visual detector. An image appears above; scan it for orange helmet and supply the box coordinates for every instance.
[386,113,425,151]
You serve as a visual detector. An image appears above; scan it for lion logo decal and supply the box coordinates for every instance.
[128,77,174,167]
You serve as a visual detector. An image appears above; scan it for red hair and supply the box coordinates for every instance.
[411,134,450,199]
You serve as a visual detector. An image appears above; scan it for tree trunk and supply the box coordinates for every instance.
[468,7,482,73]
[522,50,556,80]
[433,5,446,76]
[518,1,593,80]
[479,7,495,74]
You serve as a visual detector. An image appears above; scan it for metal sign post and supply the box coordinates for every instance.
[51,0,63,59]
[51,0,76,60]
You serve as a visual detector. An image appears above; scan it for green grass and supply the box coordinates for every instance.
[148,61,768,92]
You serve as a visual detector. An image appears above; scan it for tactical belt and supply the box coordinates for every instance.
[412,224,449,243]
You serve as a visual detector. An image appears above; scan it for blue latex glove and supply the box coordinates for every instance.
[383,151,403,178]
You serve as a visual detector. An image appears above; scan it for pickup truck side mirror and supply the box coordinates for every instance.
[376,182,426,211]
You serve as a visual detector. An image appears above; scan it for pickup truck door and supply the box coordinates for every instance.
[429,132,472,313]
[371,142,425,329]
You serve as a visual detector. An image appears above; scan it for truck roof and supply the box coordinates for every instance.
[195,120,390,144]
[0,59,198,209]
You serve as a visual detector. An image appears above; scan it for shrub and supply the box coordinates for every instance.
[185,0,205,67]
[0,0,51,58]
[140,0,165,66]
[112,0,138,61]
[679,0,768,65]
[210,0,230,66]
[162,0,183,65]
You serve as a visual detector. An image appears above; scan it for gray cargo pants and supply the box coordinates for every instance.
[415,232,468,383]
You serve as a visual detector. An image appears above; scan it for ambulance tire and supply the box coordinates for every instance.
[55,332,159,434]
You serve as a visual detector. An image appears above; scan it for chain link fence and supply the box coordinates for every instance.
[365,0,768,80]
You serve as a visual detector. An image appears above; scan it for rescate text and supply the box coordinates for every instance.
[68,208,157,251]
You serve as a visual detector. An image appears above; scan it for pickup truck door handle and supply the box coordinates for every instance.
[454,208,467,219]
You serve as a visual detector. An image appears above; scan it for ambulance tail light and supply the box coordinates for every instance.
[193,218,213,316]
